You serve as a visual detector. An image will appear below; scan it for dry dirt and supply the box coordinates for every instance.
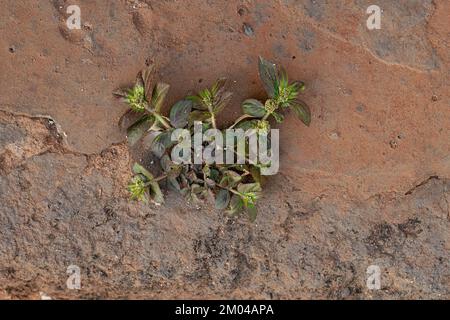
[0,0,449,299]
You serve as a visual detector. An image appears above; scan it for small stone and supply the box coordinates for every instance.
[238,7,247,16]
[83,22,93,30]
[243,23,254,37]
[329,132,340,140]
[431,95,438,102]
[389,140,398,149]
[39,292,52,300]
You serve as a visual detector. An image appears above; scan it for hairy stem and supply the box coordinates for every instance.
[210,112,217,129]
[154,113,171,130]
[144,174,167,186]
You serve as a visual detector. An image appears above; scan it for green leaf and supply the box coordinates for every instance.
[167,176,181,192]
[186,95,208,110]
[209,168,220,182]
[215,189,230,210]
[141,64,156,100]
[272,111,284,123]
[211,78,227,96]
[219,170,242,188]
[246,205,257,222]
[227,194,244,215]
[160,154,181,178]
[149,181,164,204]
[188,110,211,126]
[151,130,174,158]
[237,182,262,194]
[249,166,262,184]
[258,56,279,98]
[170,100,192,128]
[213,91,233,114]
[113,88,128,98]
[235,119,259,131]
[126,115,154,146]
[160,154,172,172]
[291,100,311,126]
[229,114,256,129]
[242,99,266,117]
[132,163,153,180]
[151,82,170,112]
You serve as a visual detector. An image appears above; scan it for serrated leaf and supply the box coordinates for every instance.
[213,91,233,114]
[215,189,230,210]
[237,182,262,193]
[242,99,266,117]
[211,78,227,96]
[126,115,154,146]
[291,100,311,126]
[170,100,192,128]
[151,82,170,112]
[141,64,156,100]
[258,56,279,98]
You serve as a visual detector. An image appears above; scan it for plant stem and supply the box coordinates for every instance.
[229,114,256,129]
[262,112,271,121]
[217,184,241,196]
[154,174,168,182]
[144,174,167,186]
[154,113,171,130]
[210,112,217,129]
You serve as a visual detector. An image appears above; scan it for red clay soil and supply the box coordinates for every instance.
[0,0,449,299]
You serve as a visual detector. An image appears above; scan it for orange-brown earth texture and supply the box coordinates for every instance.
[0,0,449,299]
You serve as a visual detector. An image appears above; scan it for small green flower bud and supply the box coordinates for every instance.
[264,99,278,113]
[126,86,146,112]
[128,175,147,202]
[255,120,270,135]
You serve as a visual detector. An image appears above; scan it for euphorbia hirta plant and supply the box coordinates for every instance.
[114,57,311,221]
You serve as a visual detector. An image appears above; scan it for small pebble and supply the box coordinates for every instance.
[238,7,247,16]
[389,140,398,149]
[243,23,254,37]
[329,132,340,140]
[356,104,365,113]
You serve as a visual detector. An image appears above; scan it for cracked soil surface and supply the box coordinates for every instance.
[0,0,449,299]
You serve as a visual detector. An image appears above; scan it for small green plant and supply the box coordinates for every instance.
[115,57,311,221]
